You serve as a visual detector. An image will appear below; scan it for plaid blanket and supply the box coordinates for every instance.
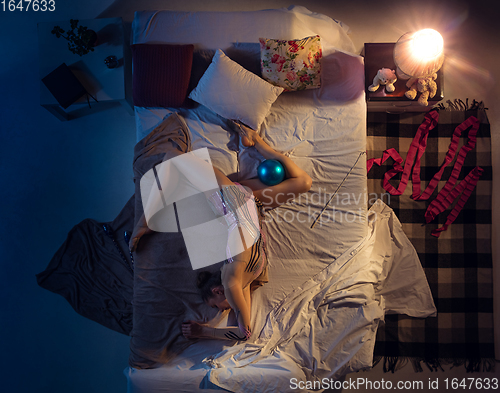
[366,100,495,373]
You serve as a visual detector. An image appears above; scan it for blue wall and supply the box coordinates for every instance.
[0,1,135,392]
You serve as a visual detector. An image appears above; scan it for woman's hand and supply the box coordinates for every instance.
[181,320,204,339]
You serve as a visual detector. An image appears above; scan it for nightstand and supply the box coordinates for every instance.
[364,43,444,112]
[38,17,133,121]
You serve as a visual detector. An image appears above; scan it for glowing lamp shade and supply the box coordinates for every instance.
[393,29,444,78]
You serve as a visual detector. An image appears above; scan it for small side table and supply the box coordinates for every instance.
[38,17,133,121]
[364,43,444,112]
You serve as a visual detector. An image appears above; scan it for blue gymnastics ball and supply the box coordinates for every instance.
[257,159,285,186]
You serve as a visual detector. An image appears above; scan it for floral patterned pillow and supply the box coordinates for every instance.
[259,35,322,91]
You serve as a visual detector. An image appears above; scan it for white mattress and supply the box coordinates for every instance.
[126,6,436,393]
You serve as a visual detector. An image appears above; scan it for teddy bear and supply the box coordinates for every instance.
[368,68,397,93]
[405,73,438,106]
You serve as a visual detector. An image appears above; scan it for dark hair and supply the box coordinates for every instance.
[196,270,222,302]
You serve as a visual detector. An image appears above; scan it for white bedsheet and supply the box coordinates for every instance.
[126,6,436,392]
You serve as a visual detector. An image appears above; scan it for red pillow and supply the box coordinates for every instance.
[131,44,194,107]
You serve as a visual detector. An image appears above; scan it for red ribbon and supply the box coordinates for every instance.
[367,111,483,238]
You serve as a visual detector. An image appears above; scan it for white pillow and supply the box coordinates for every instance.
[188,49,284,130]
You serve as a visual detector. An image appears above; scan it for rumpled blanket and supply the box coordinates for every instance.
[36,197,135,335]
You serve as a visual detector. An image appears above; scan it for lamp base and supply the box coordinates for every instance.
[364,43,444,112]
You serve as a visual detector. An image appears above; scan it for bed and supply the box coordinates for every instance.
[31,5,437,393]
[119,6,438,392]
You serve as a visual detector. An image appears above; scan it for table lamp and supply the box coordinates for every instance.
[393,29,444,79]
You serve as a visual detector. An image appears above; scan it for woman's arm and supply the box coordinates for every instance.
[224,279,252,339]
[181,280,253,341]
[183,283,252,341]
[236,123,312,208]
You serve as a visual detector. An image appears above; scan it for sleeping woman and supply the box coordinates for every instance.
[181,123,312,341]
